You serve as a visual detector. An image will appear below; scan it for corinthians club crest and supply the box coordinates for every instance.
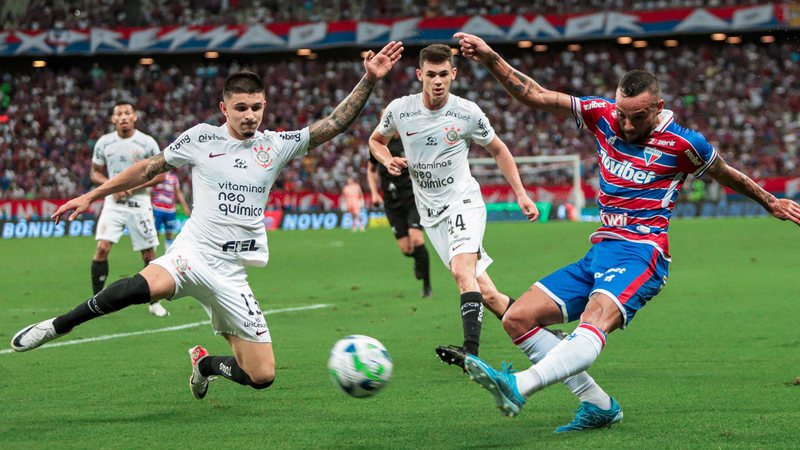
[253,144,273,169]
[443,125,461,145]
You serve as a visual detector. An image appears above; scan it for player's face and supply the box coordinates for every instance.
[417,60,456,108]
[614,89,663,144]
[220,92,266,140]
[111,104,137,135]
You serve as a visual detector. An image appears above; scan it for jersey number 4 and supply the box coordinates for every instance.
[448,214,466,235]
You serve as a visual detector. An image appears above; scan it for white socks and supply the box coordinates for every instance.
[514,323,608,405]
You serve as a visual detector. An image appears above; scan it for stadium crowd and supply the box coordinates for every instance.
[1,0,768,30]
[1,36,797,202]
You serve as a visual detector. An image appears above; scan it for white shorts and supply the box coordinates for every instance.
[96,204,159,252]
[425,207,493,277]
[151,244,272,343]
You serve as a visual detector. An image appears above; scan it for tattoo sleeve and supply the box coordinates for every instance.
[486,52,539,104]
[708,157,775,210]
[309,76,376,148]
[144,153,175,181]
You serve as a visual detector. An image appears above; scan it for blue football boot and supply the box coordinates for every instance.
[464,355,526,417]
[555,397,623,432]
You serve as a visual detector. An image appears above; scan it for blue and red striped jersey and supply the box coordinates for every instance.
[570,96,718,258]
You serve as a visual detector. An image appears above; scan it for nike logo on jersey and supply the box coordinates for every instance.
[256,330,268,336]
[406,131,420,136]
[208,152,226,158]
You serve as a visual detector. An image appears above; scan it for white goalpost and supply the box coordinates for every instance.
[469,154,585,210]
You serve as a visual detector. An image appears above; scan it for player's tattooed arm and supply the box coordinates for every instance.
[144,153,175,181]
[483,52,572,117]
[308,76,376,149]
[706,156,800,225]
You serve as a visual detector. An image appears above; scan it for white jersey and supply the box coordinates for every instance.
[92,130,160,209]
[378,93,495,226]
[164,123,309,267]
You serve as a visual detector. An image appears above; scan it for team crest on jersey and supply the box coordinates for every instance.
[253,144,273,169]
[443,125,461,145]
[643,147,662,166]
[173,255,191,274]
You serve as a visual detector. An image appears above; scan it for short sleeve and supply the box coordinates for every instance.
[92,136,106,166]
[275,127,310,161]
[679,131,718,177]
[377,100,399,137]
[163,125,200,168]
[468,104,495,147]
[571,96,613,131]
[145,135,161,158]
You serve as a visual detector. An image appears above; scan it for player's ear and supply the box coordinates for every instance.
[657,98,664,114]
[416,68,422,81]
[451,67,457,80]
[219,100,227,117]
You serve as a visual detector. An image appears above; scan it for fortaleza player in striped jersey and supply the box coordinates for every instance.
[11,41,404,400]
[454,32,800,432]
[151,171,191,250]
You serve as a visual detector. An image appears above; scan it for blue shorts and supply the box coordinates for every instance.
[535,239,669,328]
[153,209,178,236]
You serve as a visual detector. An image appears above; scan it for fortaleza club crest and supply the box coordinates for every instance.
[443,125,461,145]
[253,144,273,169]
[643,147,663,166]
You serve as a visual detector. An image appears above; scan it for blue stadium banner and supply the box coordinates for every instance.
[0,4,788,56]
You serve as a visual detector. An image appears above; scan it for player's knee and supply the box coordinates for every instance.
[95,244,111,260]
[501,309,530,337]
[248,368,275,389]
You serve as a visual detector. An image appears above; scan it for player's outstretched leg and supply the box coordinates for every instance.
[189,351,274,397]
[464,355,526,417]
[11,274,152,352]
[555,398,623,433]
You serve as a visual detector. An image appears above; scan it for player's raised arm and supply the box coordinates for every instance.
[483,136,539,222]
[705,156,800,226]
[308,41,403,149]
[52,153,175,223]
[454,32,572,118]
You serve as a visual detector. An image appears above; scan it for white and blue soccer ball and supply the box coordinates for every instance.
[328,335,393,398]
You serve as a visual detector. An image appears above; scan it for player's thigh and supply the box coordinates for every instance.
[534,250,597,324]
[502,284,566,337]
[126,209,159,252]
[95,208,126,244]
[589,240,669,329]
[225,334,275,382]
[446,208,493,277]
[385,204,410,242]
[581,293,624,334]
[139,263,178,301]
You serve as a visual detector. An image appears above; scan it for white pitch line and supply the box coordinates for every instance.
[1,303,331,355]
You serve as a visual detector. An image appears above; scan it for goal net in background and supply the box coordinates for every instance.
[469,155,587,222]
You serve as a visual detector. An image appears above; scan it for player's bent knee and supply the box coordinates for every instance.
[248,369,275,389]
[501,309,532,337]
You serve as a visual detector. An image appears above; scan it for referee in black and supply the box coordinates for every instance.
[367,133,432,298]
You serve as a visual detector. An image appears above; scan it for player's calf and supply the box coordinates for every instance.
[197,355,274,390]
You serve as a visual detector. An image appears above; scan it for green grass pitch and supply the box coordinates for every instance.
[1,218,798,449]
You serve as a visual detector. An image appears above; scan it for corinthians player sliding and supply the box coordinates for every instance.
[369,44,539,368]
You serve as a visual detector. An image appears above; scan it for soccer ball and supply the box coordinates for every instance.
[328,335,393,398]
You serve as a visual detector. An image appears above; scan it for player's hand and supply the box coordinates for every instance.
[385,156,407,177]
[454,33,494,64]
[769,198,800,226]
[364,41,404,82]
[112,190,131,202]
[52,193,93,224]
[518,195,539,222]
[371,194,384,208]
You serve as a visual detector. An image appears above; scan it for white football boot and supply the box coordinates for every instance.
[11,318,69,352]
[188,345,213,399]
[148,301,170,317]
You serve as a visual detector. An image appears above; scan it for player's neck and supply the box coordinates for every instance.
[226,123,253,141]
[422,92,449,111]
[116,129,135,139]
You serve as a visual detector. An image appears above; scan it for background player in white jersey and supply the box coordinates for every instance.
[151,171,192,249]
[91,101,169,317]
[369,44,539,368]
[454,32,800,431]
[12,41,404,400]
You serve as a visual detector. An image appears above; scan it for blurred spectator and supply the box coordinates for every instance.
[0,38,798,201]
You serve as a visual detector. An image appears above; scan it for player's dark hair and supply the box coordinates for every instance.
[618,70,660,98]
[419,44,454,68]
[110,100,135,116]
[223,71,264,99]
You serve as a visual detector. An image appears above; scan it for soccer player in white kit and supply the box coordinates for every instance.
[11,41,404,399]
[369,44,539,366]
[91,101,169,317]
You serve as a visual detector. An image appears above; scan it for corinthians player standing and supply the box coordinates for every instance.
[91,101,169,317]
[12,41,404,400]
[369,44,538,366]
